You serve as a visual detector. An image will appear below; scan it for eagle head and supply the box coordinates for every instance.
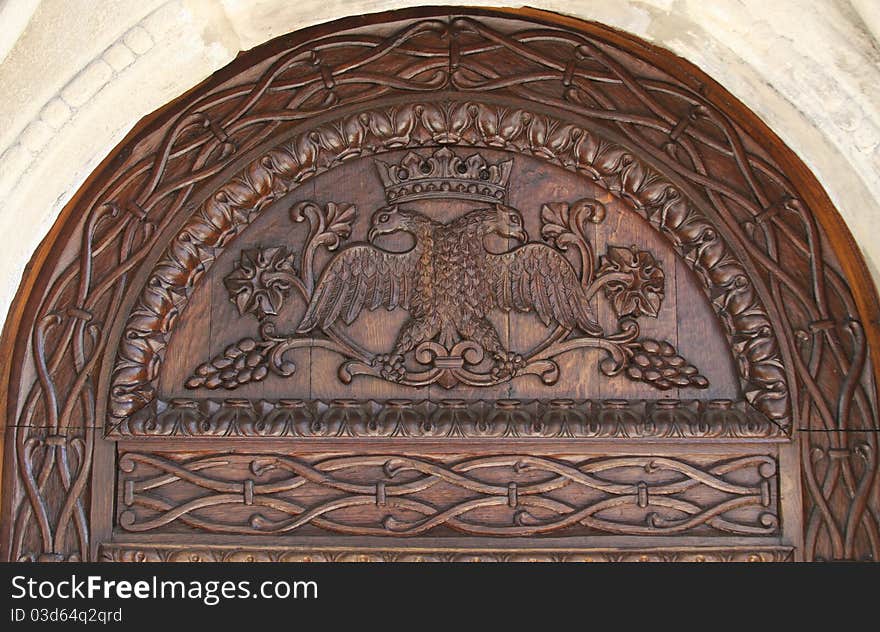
[367,205,421,242]
[484,204,528,244]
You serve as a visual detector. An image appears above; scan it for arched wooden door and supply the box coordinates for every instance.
[2,7,878,562]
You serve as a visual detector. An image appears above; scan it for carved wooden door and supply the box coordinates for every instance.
[4,8,878,562]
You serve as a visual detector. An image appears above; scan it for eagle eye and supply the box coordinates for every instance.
[510,214,521,225]
[378,213,390,223]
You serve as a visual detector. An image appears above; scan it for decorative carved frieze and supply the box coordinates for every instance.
[183,187,708,394]
[113,397,783,439]
[110,103,787,427]
[100,544,794,562]
[117,451,779,537]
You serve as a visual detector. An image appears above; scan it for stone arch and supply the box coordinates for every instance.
[2,7,877,562]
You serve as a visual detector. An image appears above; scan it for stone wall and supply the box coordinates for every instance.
[0,0,878,323]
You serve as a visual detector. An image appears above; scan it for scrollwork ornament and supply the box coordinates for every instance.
[117,451,780,538]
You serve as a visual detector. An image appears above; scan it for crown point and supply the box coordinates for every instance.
[375,148,511,204]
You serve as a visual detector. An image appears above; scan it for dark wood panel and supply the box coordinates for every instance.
[2,7,877,564]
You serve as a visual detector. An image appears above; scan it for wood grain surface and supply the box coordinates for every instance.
[1,7,876,562]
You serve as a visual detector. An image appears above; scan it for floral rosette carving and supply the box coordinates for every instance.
[224,247,299,320]
[187,201,357,390]
[598,245,665,318]
[107,102,792,429]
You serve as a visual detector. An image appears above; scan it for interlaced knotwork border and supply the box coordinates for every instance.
[117,452,779,537]
[2,8,877,562]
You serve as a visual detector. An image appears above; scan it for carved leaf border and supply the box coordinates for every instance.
[99,544,795,563]
[116,398,783,439]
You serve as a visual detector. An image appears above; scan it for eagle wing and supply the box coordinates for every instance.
[296,244,417,332]
[486,243,602,335]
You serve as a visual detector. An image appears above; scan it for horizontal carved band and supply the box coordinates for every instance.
[110,397,784,439]
[117,451,779,537]
[100,543,794,562]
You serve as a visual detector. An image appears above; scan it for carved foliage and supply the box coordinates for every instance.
[100,544,794,562]
[599,246,665,319]
[110,106,781,424]
[183,185,709,394]
[7,12,876,563]
[224,247,299,320]
[113,397,784,439]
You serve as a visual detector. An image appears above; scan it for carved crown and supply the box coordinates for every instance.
[376,148,512,204]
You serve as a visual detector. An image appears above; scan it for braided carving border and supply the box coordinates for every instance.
[117,451,779,537]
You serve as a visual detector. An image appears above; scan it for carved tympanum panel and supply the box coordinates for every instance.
[160,148,737,409]
[4,8,878,563]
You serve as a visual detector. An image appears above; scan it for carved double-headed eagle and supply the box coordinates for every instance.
[296,149,602,380]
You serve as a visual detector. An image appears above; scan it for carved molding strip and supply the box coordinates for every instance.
[113,397,784,439]
[110,100,788,430]
[100,543,795,562]
[117,452,779,537]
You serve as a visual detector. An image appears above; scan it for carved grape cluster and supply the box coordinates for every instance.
[185,338,270,389]
[624,339,708,390]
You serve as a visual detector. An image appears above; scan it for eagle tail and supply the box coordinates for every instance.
[571,285,603,336]
[577,311,603,336]
[439,321,459,348]
[296,295,322,333]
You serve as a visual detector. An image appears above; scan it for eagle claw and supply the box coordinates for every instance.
[491,351,526,380]
[374,353,406,382]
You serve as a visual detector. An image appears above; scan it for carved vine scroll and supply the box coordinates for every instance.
[3,9,878,562]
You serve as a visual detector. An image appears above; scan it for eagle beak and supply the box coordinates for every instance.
[513,228,528,244]
[367,227,379,242]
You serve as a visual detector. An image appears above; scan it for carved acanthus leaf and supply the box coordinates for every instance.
[9,10,877,567]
